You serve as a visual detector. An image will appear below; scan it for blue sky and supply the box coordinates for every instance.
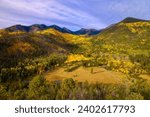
[0,0,150,30]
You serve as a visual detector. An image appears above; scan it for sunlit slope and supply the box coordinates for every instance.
[37,28,91,54]
[91,18,150,74]
[95,19,150,53]
[37,28,91,45]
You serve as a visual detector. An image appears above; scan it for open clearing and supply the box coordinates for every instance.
[140,74,150,83]
[45,67,127,84]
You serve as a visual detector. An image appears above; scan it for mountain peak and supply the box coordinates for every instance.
[49,25,61,29]
[74,28,101,35]
[31,24,47,27]
[48,25,73,34]
[6,24,29,32]
[121,17,149,23]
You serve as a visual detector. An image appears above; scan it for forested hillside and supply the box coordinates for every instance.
[0,17,150,100]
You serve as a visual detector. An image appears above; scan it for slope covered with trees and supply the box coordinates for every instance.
[89,17,150,75]
[0,17,150,100]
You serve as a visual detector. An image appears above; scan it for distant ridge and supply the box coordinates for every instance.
[48,25,74,34]
[4,24,101,35]
[74,28,101,35]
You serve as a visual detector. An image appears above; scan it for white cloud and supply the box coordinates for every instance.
[0,0,106,29]
[0,0,150,30]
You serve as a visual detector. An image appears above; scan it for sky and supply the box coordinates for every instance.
[0,0,150,30]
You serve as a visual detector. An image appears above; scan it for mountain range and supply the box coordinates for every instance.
[3,24,101,35]
[3,17,149,36]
